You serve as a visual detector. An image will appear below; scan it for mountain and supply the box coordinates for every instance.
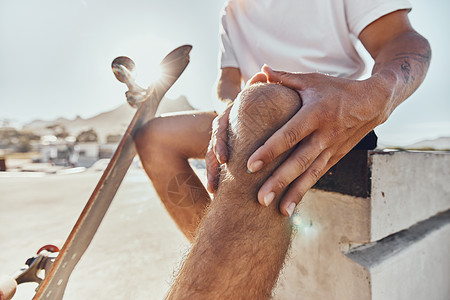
[404,136,450,150]
[23,95,194,143]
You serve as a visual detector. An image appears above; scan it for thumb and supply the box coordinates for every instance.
[246,72,268,86]
[262,65,307,91]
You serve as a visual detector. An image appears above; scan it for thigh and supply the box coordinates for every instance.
[139,110,216,159]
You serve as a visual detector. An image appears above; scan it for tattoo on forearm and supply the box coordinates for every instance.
[400,59,413,83]
[393,51,431,65]
[392,50,431,84]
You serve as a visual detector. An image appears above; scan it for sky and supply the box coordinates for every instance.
[0,0,449,146]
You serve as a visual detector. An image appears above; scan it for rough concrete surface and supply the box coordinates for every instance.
[370,151,450,241]
[372,220,450,300]
[347,210,450,300]
[0,166,189,300]
[2,152,449,300]
[273,190,372,300]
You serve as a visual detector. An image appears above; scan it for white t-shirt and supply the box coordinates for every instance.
[219,0,412,82]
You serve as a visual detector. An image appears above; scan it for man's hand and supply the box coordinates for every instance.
[247,66,391,216]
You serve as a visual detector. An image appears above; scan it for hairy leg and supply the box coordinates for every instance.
[167,83,302,299]
[135,111,216,242]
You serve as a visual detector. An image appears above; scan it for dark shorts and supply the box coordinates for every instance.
[353,131,377,150]
[314,130,377,197]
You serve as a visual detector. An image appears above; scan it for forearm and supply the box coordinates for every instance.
[217,67,242,104]
[369,31,431,121]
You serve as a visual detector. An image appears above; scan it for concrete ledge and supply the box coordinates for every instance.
[314,150,450,241]
[370,151,450,240]
[275,149,450,299]
[275,192,450,300]
[347,209,450,268]
[274,190,371,300]
[347,210,450,300]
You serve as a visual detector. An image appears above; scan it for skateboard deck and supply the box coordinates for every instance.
[30,45,192,300]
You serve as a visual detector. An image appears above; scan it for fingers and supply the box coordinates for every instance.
[262,149,332,217]
[206,142,220,194]
[279,151,331,216]
[256,137,323,206]
[247,108,317,173]
[208,102,234,193]
[259,137,349,217]
[211,105,232,164]
[262,65,308,91]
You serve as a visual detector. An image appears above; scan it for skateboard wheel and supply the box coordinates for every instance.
[112,56,136,83]
[37,245,60,254]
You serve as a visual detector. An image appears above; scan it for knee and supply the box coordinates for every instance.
[135,117,167,161]
[217,82,302,207]
[228,83,302,160]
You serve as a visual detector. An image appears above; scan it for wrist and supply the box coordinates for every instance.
[364,70,397,124]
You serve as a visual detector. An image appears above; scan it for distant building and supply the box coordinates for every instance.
[76,142,100,167]
[39,135,121,168]
[99,143,119,159]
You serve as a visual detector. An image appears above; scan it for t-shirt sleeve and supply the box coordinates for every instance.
[345,0,412,37]
[218,10,240,69]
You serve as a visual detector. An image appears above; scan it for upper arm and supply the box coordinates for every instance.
[359,9,415,59]
[217,67,242,102]
[219,67,242,84]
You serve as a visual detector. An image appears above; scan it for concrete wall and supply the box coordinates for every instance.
[370,151,450,241]
[274,151,450,300]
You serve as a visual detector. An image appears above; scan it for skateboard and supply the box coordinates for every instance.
[0,45,192,300]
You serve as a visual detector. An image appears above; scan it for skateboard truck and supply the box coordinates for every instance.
[16,246,59,286]
[0,246,59,300]
[112,56,150,108]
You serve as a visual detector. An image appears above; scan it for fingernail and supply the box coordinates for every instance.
[247,160,264,173]
[286,203,296,217]
[263,192,275,206]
